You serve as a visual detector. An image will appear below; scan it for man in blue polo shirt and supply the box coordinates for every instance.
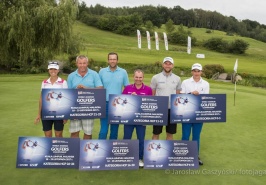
[67,55,103,139]
[98,52,129,139]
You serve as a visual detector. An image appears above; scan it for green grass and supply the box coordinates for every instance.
[1,20,266,184]
[68,21,266,76]
[0,74,266,185]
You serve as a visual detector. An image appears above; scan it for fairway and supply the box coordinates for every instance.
[0,74,265,185]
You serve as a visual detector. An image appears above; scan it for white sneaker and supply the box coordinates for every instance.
[139,159,144,168]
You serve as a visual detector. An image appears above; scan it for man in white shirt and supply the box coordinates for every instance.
[180,63,210,165]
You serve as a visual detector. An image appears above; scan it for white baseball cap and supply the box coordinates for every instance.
[48,61,59,70]
[162,57,174,64]
[191,63,202,71]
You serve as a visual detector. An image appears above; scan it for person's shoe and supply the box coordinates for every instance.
[139,159,144,168]
[198,157,203,165]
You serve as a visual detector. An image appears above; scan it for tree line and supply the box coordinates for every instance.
[78,3,266,43]
[0,1,261,72]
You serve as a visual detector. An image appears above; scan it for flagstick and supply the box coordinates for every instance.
[233,59,238,106]
[234,81,236,106]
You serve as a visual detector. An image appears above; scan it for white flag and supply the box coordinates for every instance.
[234,59,238,73]
[163,32,168,51]
[146,31,151,50]
[137,30,141,49]
[187,36,191,54]
[155,32,159,50]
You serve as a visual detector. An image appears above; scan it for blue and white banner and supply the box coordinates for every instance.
[146,31,151,50]
[163,32,168,51]
[41,89,106,120]
[137,29,141,49]
[79,140,139,170]
[155,32,159,50]
[144,140,199,169]
[108,94,168,125]
[187,36,191,54]
[16,137,80,168]
[170,94,226,123]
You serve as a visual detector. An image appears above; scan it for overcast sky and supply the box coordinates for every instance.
[80,0,266,25]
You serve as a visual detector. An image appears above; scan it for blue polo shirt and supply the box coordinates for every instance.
[99,66,129,101]
[67,68,103,89]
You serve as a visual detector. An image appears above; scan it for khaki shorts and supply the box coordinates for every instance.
[69,119,94,135]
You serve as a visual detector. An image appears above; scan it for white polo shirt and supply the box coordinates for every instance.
[181,77,209,94]
[41,77,68,89]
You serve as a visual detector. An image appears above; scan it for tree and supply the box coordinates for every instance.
[165,19,175,34]
[142,8,162,28]
[145,21,154,33]
[0,0,79,71]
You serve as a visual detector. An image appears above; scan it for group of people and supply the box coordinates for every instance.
[34,53,209,167]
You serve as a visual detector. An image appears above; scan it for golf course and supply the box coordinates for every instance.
[0,21,265,185]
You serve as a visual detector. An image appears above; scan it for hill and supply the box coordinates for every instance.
[71,21,266,76]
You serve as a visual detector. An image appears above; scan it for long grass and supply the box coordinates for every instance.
[0,74,265,185]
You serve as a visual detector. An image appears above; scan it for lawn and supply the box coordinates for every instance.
[0,74,265,185]
[1,18,266,185]
[69,21,266,76]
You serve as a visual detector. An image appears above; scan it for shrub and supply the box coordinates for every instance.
[203,38,229,53]
[229,39,249,54]
[203,64,225,79]
[203,38,249,54]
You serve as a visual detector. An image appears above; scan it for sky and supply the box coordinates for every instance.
[80,0,266,25]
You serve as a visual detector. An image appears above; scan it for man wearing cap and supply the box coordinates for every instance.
[34,61,68,137]
[150,57,182,140]
[67,55,103,139]
[180,63,210,165]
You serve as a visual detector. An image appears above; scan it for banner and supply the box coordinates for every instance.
[41,89,106,120]
[108,94,168,125]
[137,29,141,49]
[163,32,168,51]
[155,32,159,50]
[187,36,191,54]
[170,94,226,123]
[146,31,151,50]
[144,140,199,169]
[16,137,80,168]
[79,140,139,170]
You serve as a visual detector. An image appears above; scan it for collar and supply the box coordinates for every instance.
[190,76,202,83]
[132,83,145,90]
[162,70,172,76]
[107,66,119,72]
[47,77,61,83]
[75,68,89,77]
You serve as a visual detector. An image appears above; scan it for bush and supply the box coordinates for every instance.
[203,38,229,53]
[203,64,225,79]
[206,29,212,33]
[229,39,249,54]
[203,38,249,54]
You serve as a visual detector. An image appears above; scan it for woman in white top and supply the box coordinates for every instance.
[34,61,68,137]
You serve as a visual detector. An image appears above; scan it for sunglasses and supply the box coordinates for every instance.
[48,61,59,65]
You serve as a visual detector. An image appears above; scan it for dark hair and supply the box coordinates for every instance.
[108,52,118,60]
